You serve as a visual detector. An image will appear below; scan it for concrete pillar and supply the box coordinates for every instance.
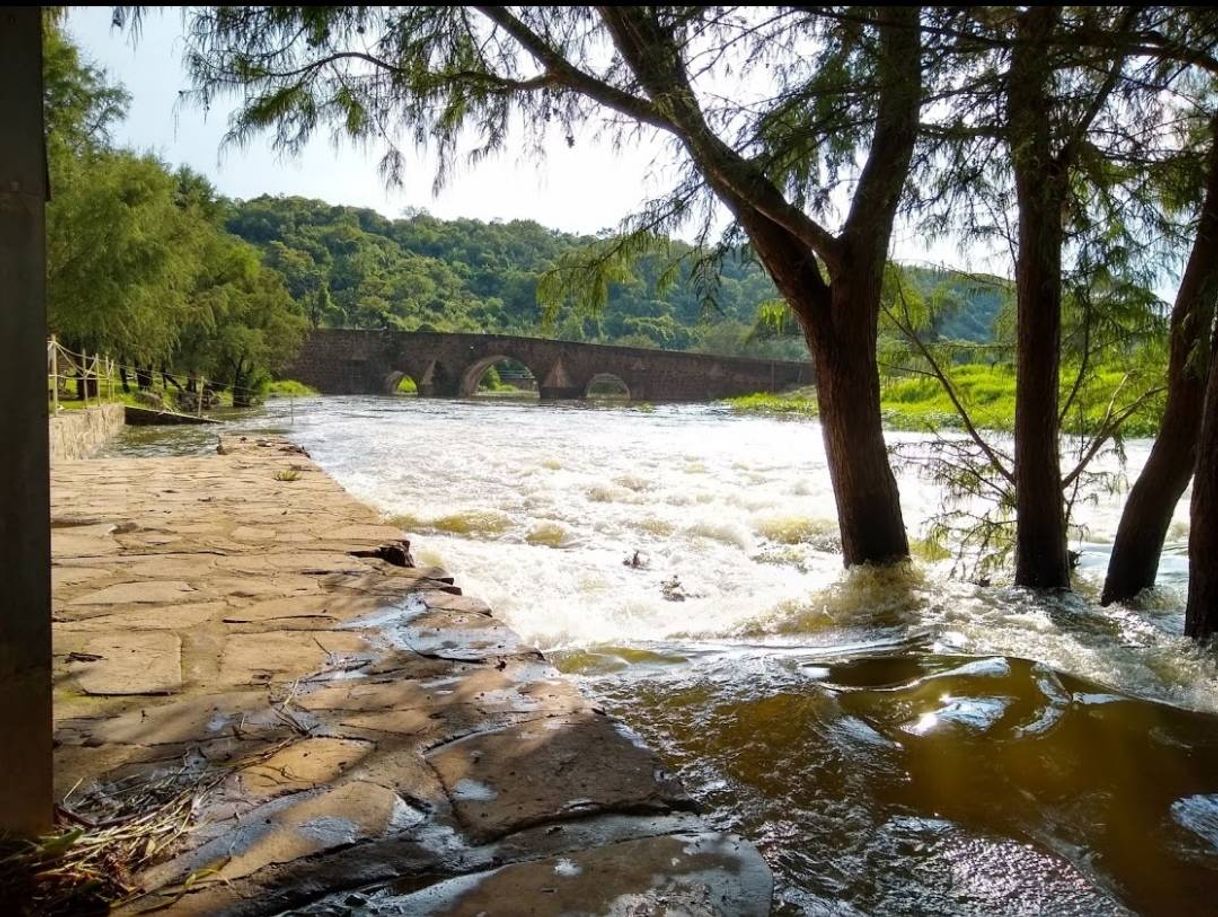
[0,7,53,837]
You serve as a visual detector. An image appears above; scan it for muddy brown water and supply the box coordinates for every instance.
[103,396,1218,915]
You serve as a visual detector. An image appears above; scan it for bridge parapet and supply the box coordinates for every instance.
[285,329,813,402]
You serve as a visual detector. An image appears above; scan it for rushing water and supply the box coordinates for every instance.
[104,396,1218,915]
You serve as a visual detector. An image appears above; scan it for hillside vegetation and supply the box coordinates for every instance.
[226,196,1009,361]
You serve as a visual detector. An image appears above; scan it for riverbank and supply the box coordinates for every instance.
[43,434,770,914]
[727,364,1164,437]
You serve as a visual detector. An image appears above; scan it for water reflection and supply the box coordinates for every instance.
[573,646,1218,915]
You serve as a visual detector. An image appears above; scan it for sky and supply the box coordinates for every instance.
[67,6,988,273]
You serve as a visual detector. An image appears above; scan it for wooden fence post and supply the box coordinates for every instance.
[50,336,58,414]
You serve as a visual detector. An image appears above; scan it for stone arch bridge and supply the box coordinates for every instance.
[286,330,814,401]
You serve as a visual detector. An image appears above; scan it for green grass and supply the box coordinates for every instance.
[727,364,1164,436]
[265,379,319,397]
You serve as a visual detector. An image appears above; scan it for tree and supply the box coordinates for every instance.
[178,5,923,566]
[908,8,1179,589]
[1104,120,1218,605]
[1101,17,1218,605]
[46,150,201,363]
[42,12,128,164]
[1186,319,1218,639]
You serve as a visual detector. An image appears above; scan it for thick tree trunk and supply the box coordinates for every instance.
[1010,8,1071,589]
[809,288,909,566]
[740,217,910,568]
[1103,125,1218,604]
[1011,180,1070,588]
[1185,330,1218,640]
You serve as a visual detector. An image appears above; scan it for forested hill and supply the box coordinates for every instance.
[226,196,1008,359]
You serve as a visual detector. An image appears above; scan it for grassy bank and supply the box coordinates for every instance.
[727,363,1164,437]
[265,379,319,397]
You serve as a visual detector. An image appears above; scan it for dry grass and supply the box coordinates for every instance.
[0,775,207,914]
[0,735,300,915]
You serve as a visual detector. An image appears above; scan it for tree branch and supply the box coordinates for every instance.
[473,6,674,130]
[885,279,1015,485]
[595,6,842,277]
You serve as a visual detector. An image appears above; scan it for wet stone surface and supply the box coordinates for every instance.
[50,435,772,915]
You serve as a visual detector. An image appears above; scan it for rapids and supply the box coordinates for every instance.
[105,396,1218,915]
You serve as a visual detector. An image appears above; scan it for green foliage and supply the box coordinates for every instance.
[265,379,318,396]
[43,20,309,398]
[224,195,806,358]
[47,150,200,362]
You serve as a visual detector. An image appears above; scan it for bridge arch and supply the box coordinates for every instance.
[459,354,539,398]
[584,372,631,401]
[383,370,419,396]
[384,358,458,397]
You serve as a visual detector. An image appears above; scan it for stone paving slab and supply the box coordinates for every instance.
[50,434,772,915]
[425,712,691,843]
[69,631,183,695]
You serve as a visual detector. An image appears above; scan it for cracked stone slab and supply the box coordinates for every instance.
[51,565,112,589]
[68,580,201,606]
[55,691,270,746]
[51,526,123,557]
[209,575,325,600]
[227,737,374,802]
[140,780,422,890]
[321,569,456,595]
[57,601,226,632]
[329,523,408,542]
[394,609,537,662]
[119,554,220,579]
[426,711,690,843]
[258,551,378,574]
[221,594,385,626]
[339,832,773,916]
[230,526,278,542]
[415,590,493,616]
[218,631,374,685]
[69,631,182,695]
[297,662,585,720]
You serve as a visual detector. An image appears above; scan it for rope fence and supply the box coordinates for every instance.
[46,338,317,422]
[47,337,115,414]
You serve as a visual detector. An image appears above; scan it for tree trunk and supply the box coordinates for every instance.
[232,361,253,407]
[1010,7,1071,589]
[119,365,130,393]
[1185,328,1218,640]
[740,215,910,568]
[1103,123,1218,604]
[809,287,909,566]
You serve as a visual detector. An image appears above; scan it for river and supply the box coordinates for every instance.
[104,396,1218,915]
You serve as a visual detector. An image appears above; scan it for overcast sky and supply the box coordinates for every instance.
[68,6,997,275]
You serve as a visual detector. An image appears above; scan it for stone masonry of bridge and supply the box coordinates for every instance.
[286,329,814,401]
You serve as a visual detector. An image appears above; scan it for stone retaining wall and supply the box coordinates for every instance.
[48,403,125,462]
